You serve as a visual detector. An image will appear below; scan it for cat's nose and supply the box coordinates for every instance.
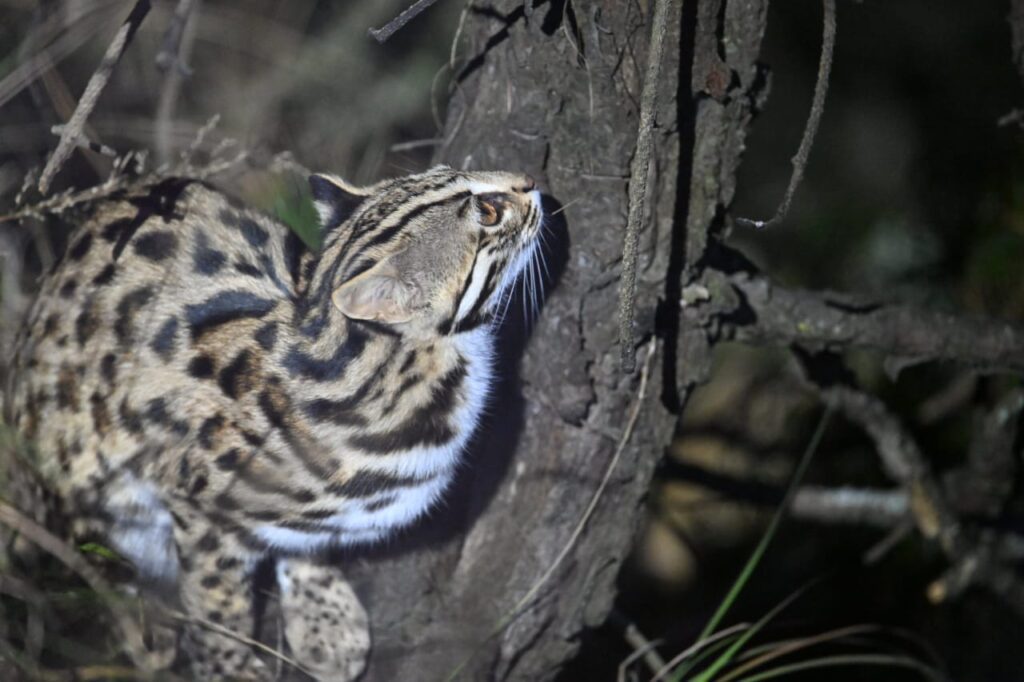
[515,175,536,193]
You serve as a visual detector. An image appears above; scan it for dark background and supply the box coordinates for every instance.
[1,1,1022,680]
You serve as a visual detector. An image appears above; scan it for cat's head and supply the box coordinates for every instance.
[309,165,544,336]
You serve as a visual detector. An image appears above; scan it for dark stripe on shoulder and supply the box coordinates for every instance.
[326,469,429,498]
[185,290,276,339]
[283,324,369,381]
[346,360,466,453]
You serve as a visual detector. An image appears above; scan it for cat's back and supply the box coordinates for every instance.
[5,178,308,494]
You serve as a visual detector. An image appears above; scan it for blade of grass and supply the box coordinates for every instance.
[669,409,833,681]
[696,407,833,643]
[651,625,749,682]
[733,653,947,682]
[717,624,884,681]
[686,583,814,682]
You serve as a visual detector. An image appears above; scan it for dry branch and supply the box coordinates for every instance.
[38,0,152,194]
[723,272,1024,375]
[368,0,440,43]
[793,350,1024,620]
[737,0,836,230]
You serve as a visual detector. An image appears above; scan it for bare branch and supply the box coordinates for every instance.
[368,0,440,44]
[736,0,835,230]
[791,486,908,527]
[724,272,1024,375]
[38,0,152,195]
[619,0,676,372]
[794,350,1024,620]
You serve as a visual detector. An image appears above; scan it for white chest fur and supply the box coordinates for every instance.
[255,328,495,553]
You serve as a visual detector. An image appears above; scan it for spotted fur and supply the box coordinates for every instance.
[3,166,542,679]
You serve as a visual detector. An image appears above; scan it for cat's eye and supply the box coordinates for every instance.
[479,199,501,226]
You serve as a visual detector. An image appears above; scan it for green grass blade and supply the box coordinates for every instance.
[697,407,832,643]
[685,584,811,682]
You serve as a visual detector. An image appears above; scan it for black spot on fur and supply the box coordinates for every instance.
[284,231,306,285]
[92,264,116,286]
[218,350,252,399]
[254,321,278,351]
[75,304,98,347]
[100,353,117,382]
[151,317,178,361]
[56,366,79,409]
[42,313,59,337]
[234,260,263,278]
[189,355,215,379]
[198,414,225,449]
[215,448,240,470]
[133,230,178,261]
[193,232,227,275]
[118,400,143,434]
[191,475,208,496]
[237,218,269,248]
[114,286,155,345]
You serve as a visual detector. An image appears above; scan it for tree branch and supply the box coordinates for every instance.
[37,0,151,194]
[722,271,1024,375]
[792,349,1024,620]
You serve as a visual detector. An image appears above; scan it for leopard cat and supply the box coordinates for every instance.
[2,165,543,680]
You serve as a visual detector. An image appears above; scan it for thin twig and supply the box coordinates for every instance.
[38,0,152,194]
[155,0,197,76]
[368,0,440,43]
[155,0,199,165]
[0,501,153,672]
[612,610,667,681]
[166,610,312,676]
[618,0,675,373]
[736,0,836,230]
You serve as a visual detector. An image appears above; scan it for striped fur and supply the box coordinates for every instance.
[3,166,543,679]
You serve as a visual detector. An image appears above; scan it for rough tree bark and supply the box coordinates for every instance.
[346,1,770,679]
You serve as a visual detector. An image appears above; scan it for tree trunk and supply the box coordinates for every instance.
[346,2,769,679]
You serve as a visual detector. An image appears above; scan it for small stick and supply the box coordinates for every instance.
[618,0,675,373]
[368,0,440,44]
[737,0,836,230]
[155,0,197,76]
[38,0,152,194]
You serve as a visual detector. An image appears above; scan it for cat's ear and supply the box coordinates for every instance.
[331,259,418,324]
[309,174,371,231]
